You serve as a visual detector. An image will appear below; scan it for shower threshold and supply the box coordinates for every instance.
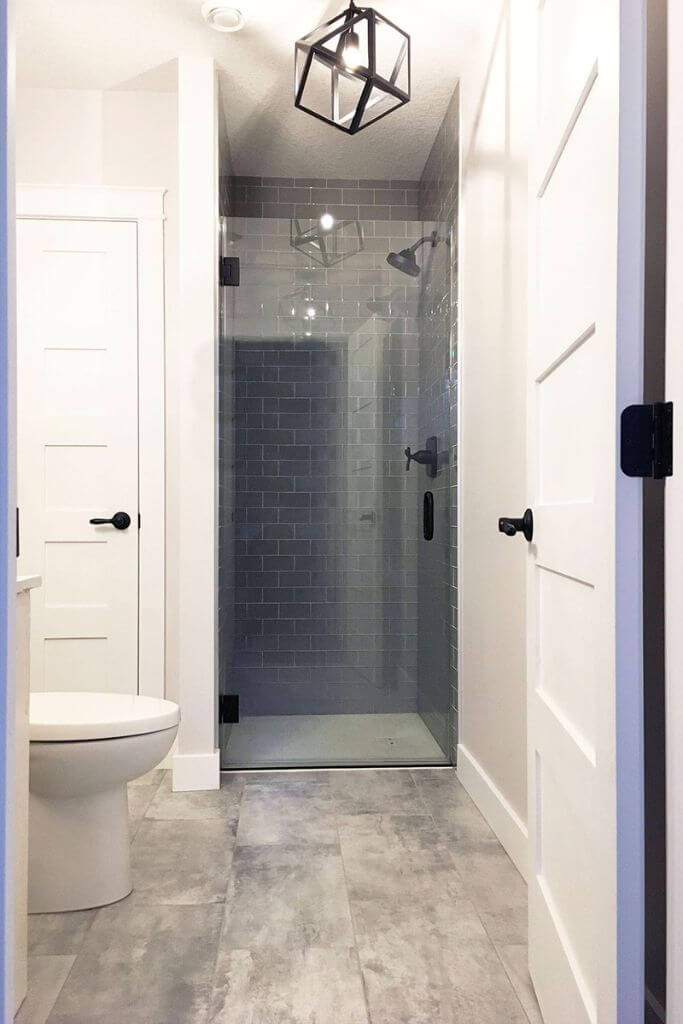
[222,712,450,769]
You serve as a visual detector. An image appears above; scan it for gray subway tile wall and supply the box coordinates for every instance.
[219,155,458,758]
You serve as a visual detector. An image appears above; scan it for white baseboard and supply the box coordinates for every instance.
[456,743,529,880]
[172,749,220,792]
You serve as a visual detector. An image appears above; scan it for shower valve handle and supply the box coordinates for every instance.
[404,438,438,478]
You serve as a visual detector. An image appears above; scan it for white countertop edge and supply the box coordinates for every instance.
[16,575,41,594]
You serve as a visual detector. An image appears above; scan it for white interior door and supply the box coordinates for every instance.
[17,218,139,694]
[527,1,644,1022]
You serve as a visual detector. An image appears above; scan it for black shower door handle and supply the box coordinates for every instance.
[423,492,434,541]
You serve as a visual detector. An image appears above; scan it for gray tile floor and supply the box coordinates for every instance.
[22,768,543,1024]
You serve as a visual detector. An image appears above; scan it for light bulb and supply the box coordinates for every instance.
[319,212,335,231]
[342,29,361,69]
[307,306,316,319]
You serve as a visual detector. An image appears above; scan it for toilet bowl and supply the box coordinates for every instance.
[29,692,179,914]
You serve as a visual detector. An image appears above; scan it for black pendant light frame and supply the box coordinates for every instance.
[295,1,411,135]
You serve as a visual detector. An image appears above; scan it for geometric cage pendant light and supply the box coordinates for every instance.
[294,0,410,135]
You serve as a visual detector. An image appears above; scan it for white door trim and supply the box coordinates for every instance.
[16,185,166,699]
[1,1,16,1018]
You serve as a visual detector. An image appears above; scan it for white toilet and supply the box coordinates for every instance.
[28,691,179,914]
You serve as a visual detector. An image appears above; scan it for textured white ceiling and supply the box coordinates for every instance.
[17,0,486,178]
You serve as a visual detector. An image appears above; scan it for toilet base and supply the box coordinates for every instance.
[29,785,132,913]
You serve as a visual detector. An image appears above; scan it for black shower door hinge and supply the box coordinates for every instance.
[621,401,673,479]
[219,694,240,724]
[219,256,240,287]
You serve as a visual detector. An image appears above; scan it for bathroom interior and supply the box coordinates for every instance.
[7,0,654,1022]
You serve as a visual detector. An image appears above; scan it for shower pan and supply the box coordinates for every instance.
[217,176,456,769]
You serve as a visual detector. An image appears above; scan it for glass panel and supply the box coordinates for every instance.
[290,217,364,267]
[219,170,455,769]
[359,85,403,128]
[298,52,333,121]
[374,15,410,89]
[334,67,366,128]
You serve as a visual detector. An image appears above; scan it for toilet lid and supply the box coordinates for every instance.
[30,692,180,742]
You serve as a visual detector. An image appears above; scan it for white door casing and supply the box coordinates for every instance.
[17,218,139,693]
[527,2,645,1023]
[16,186,166,699]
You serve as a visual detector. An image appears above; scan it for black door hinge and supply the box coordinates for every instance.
[621,401,673,478]
[219,257,240,287]
[219,694,239,724]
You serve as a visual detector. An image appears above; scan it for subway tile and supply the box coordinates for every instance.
[262,203,296,218]
[294,177,328,187]
[311,188,343,204]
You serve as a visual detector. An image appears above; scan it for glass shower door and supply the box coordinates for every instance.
[218,190,454,769]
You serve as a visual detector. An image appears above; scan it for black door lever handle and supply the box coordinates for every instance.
[498,508,533,542]
[89,511,132,530]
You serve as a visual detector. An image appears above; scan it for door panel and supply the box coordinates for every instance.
[17,219,139,694]
[527,1,640,1021]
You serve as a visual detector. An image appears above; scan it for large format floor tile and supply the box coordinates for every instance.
[208,945,369,1024]
[145,773,244,827]
[497,944,544,1024]
[22,769,541,1024]
[130,818,234,905]
[337,811,463,902]
[223,843,355,948]
[16,955,75,1024]
[28,909,98,957]
[47,902,223,1024]
[236,776,336,846]
[330,767,425,815]
[452,838,529,944]
[353,897,530,1024]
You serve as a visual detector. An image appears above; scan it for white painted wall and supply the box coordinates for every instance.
[456,0,532,873]
[15,80,183,708]
[1,1,16,1017]
[172,57,219,791]
[15,71,223,790]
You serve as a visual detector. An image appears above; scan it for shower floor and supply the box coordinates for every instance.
[222,712,449,769]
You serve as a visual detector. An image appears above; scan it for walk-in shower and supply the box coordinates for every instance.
[217,91,459,770]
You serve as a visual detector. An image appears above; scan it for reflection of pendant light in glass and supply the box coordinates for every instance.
[295,0,410,135]
[290,217,364,267]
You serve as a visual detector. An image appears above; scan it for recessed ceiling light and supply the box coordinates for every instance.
[201,2,245,32]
